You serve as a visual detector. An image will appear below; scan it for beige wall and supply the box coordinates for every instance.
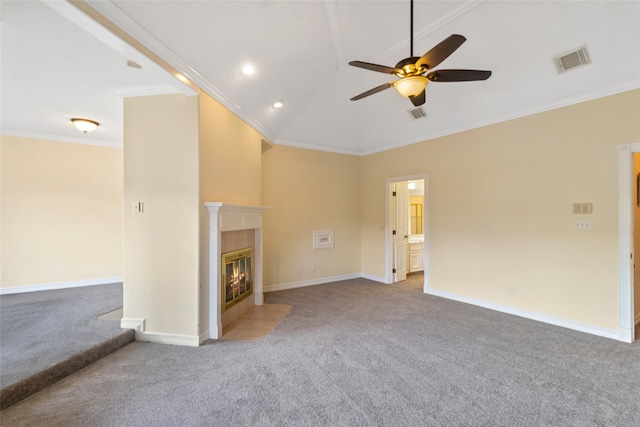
[261,145,362,287]
[362,89,640,330]
[0,135,123,289]
[198,92,263,335]
[123,94,200,337]
[198,93,262,205]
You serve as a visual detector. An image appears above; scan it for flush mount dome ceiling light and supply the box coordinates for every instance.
[272,100,283,109]
[71,118,99,134]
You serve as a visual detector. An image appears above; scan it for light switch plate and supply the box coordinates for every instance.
[133,202,144,213]
[572,203,593,214]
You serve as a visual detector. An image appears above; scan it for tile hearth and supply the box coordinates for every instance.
[220,304,291,341]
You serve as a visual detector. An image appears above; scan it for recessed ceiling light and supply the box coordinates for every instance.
[273,101,283,109]
[242,64,255,75]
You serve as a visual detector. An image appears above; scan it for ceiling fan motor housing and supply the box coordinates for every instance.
[395,57,425,77]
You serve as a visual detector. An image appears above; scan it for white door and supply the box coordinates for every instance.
[393,182,409,282]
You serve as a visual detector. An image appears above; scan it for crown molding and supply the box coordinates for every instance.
[361,79,640,156]
[274,138,362,157]
[84,0,276,142]
[1,129,122,148]
[115,84,189,98]
[46,0,194,97]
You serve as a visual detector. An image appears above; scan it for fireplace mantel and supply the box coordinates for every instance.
[205,203,269,339]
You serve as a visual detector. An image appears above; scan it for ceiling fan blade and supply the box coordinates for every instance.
[349,61,402,75]
[409,90,425,107]
[350,82,393,101]
[426,69,492,82]
[415,34,466,70]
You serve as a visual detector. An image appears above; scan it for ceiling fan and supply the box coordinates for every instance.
[349,0,491,107]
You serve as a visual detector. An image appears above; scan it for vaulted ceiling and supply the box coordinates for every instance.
[2,1,639,155]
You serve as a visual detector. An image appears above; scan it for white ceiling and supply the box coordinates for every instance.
[2,1,639,154]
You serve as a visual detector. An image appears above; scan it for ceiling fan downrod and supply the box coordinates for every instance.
[410,0,414,58]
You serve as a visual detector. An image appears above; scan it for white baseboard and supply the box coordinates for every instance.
[121,317,145,332]
[263,273,361,293]
[429,288,620,341]
[121,316,199,346]
[136,331,200,347]
[199,331,211,345]
[360,272,389,284]
[0,277,123,295]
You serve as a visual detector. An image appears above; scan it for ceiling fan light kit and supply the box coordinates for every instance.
[349,0,491,107]
[394,75,428,98]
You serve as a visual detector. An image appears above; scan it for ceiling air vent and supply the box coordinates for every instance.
[554,45,591,73]
[127,59,142,69]
[409,107,427,120]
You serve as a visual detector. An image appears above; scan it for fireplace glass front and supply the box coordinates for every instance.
[221,247,253,312]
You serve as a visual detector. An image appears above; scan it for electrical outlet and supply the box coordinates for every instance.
[0,270,7,279]
[574,220,591,230]
[297,266,303,274]
[509,287,515,295]
[311,265,316,272]
[132,202,144,213]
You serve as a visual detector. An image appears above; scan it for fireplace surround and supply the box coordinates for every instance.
[205,203,269,339]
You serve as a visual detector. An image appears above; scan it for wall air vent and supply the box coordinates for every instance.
[409,107,427,120]
[554,45,591,73]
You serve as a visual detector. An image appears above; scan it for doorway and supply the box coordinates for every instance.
[632,152,640,341]
[618,143,639,343]
[385,174,428,293]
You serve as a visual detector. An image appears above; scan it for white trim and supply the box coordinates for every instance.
[50,0,195,97]
[360,272,388,284]
[121,317,145,333]
[264,273,361,293]
[81,1,639,158]
[619,142,639,343]
[269,82,640,157]
[361,81,640,156]
[429,288,620,341]
[115,84,186,98]
[274,138,361,156]
[121,317,199,347]
[385,174,429,291]
[199,331,211,345]
[0,277,123,295]
[84,0,274,142]
[205,203,269,340]
[1,129,123,148]
[136,331,200,347]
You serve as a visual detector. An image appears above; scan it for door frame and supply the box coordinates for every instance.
[385,173,429,293]
[619,143,638,343]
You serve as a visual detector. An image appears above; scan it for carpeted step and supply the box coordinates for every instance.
[0,329,134,410]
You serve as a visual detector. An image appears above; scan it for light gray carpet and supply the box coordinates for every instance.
[2,276,639,426]
[0,283,125,388]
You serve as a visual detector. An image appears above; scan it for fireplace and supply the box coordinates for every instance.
[205,203,268,340]
[222,247,253,312]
